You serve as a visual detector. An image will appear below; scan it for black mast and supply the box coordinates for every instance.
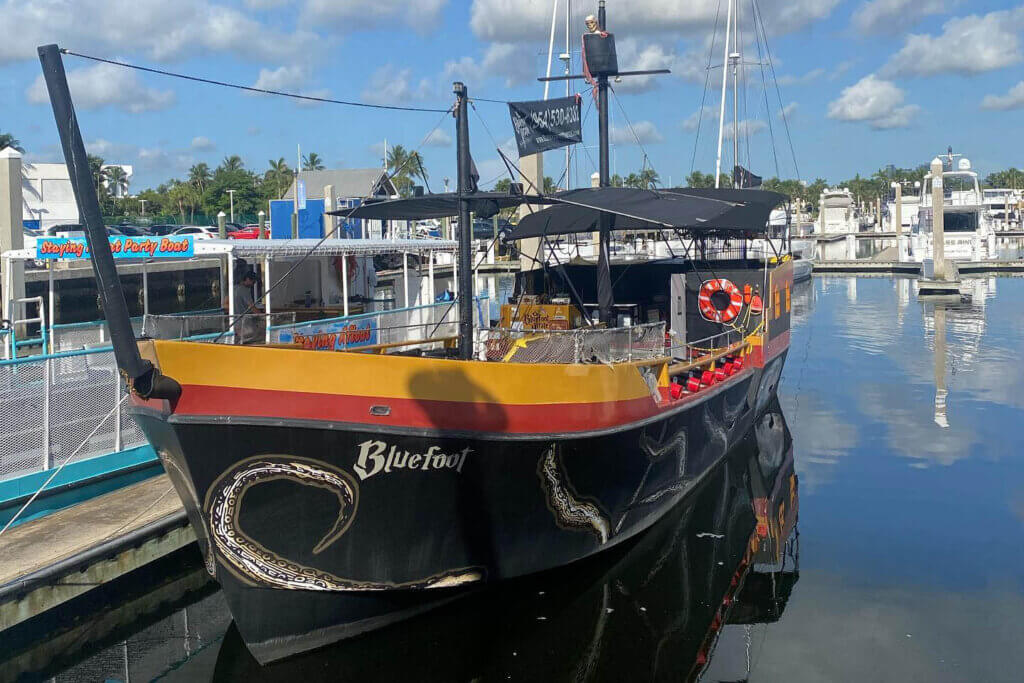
[454,82,474,360]
[595,0,614,327]
[37,45,177,399]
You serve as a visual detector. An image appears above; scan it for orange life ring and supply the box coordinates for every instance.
[698,278,744,324]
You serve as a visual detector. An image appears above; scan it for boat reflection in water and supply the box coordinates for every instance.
[212,400,798,682]
[5,401,797,682]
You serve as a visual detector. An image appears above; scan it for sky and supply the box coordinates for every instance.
[1,0,1022,191]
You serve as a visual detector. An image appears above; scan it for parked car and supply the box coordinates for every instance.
[172,225,228,240]
[148,224,180,236]
[42,223,85,237]
[228,225,261,239]
[111,224,150,237]
[470,217,512,240]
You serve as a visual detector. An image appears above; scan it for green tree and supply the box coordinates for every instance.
[219,155,244,173]
[265,157,292,198]
[0,132,24,153]
[984,167,1024,189]
[686,171,715,188]
[543,176,559,193]
[302,152,325,171]
[104,166,129,197]
[188,163,212,194]
[167,181,200,223]
[387,144,429,196]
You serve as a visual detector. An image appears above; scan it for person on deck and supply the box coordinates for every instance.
[230,270,261,345]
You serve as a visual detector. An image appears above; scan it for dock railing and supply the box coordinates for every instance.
[475,322,667,364]
[0,347,148,483]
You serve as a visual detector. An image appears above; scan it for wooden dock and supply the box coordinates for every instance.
[0,475,191,631]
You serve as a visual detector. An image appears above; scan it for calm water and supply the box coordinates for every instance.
[6,275,1024,682]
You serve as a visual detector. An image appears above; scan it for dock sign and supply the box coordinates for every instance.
[36,236,195,260]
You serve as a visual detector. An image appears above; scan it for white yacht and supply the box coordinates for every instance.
[982,188,1022,231]
[911,152,992,263]
[818,188,867,234]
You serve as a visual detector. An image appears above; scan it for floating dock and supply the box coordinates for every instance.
[0,475,191,631]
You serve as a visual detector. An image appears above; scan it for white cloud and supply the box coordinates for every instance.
[469,0,839,43]
[610,121,663,145]
[0,0,316,64]
[424,128,453,147]
[610,38,675,93]
[981,81,1024,111]
[777,67,824,86]
[827,74,919,129]
[681,105,716,132]
[302,0,447,34]
[360,65,433,105]
[190,136,215,151]
[779,101,798,119]
[442,43,537,89]
[244,0,290,8]
[881,8,1024,77]
[723,119,767,140]
[852,0,954,35]
[252,65,308,91]
[26,62,175,113]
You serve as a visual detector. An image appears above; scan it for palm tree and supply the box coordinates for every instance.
[219,155,244,173]
[167,182,199,223]
[0,132,23,153]
[103,166,129,198]
[188,163,211,193]
[266,158,291,198]
[302,152,325,171]
[87,155,108,197]
[638,168,660,189]
[386,145,429,196]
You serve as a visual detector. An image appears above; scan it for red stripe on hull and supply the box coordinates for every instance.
[173,384,662,434]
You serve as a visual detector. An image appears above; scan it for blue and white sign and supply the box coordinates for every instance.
[297,179,307,210]
[36,235,195,260]
[279,317,378,351]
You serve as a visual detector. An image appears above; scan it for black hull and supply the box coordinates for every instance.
[134,353,787,663]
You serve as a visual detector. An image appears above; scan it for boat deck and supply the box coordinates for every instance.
[0,474,190,631]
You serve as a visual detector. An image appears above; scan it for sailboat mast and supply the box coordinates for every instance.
[595,0,614,325]
[453,82,474,360]
[714,0,734,189]
[565,0,572,188]
[732,0,739,188]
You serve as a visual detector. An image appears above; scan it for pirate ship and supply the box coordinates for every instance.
[36,2,792,663]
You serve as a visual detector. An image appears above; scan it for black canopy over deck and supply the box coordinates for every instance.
[511,187,786,240]
[330,191,551,221]
[334,186,785,238]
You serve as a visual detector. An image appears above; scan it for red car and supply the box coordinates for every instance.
[228,225,263,239]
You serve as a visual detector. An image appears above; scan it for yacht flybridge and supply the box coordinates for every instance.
[912,150,995,263]
[36,1,792,663]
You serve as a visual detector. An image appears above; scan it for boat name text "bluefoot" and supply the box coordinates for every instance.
[354,440,472,481]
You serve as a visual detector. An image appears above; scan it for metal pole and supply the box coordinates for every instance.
[402,252,410,307]
[227,253,235,320]
[264,256,272,344]
[42,358,51,469]
[114,371,122,451]
[37,44,152,385]
[731,0,739,186]
[142,259,149,316]
[714,0,734,189]
[596,2,615,326]
[47,264,55,354]
[454,81,474,359]
[543,0,559,100]
[341,253,349,316]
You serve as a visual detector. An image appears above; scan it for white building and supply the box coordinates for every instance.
[22,162,132,230]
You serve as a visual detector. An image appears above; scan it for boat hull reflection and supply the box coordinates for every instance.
[212,399,798,680]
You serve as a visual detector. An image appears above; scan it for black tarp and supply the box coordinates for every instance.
[510,187,784,239]
[329,192,551,220]
[334,186,784,237]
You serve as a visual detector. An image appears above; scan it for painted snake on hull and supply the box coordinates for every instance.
[205,456,482,591]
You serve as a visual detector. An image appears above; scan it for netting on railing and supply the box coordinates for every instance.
[53,319,146,352]
[268,302,459,351]
[476,322,667,364]
[142,312,297,342]
[0,350,148,483]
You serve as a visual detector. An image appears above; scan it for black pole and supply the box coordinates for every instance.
[37,45,176,399]
[454,82,474,360]
[595,1,615,327]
